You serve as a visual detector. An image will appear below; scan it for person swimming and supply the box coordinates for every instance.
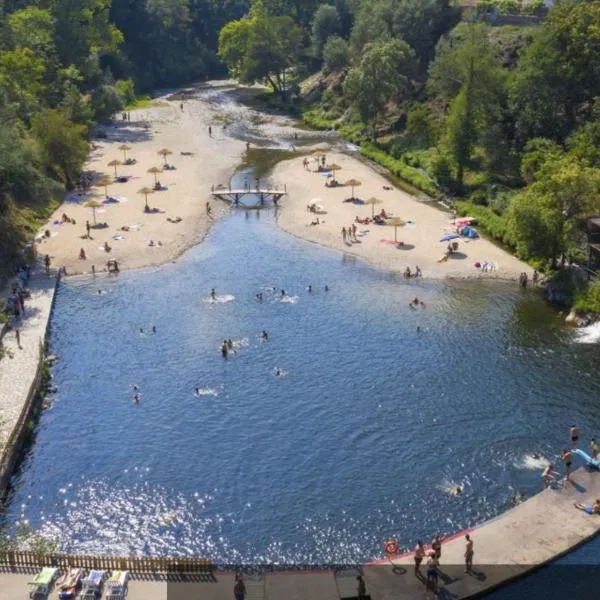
[210,288,216,300]
[194,387,200,396]
[133,394,140,403]
[275,367,283,377]
[260,330,269,341]
[307,285,312,293]
[281,289,286,298]
[221,341,228,357]
[325,285,329,292]
[455,486,462,495]
[132,384,139,391]
[256,292,263,302]
[227,339,234,350]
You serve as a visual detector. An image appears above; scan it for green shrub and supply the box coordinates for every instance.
[361,143,439,197]
[573,280,600,313]
[454,200,513,246]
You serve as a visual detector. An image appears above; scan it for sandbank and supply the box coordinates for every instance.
[36,88,244,275]
[274,152,530,280]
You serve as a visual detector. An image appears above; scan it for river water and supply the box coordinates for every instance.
[4,87,600,580]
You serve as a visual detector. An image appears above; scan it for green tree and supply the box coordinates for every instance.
[405,104,436,148]
[510,1,600,144]
[312,5,341,58]
[350,0,460,65]
[323,36,349,71]
[429,24,506,186]
[219,13,303,99]
[506,153,600,266]
[33,109,89,189]
[343,38,415,139]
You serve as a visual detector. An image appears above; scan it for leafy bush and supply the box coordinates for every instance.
[454,200,513,246]
[573,280,600,313]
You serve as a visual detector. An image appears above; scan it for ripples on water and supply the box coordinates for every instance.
[5,205,600,564]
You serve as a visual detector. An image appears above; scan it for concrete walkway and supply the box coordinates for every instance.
[0,270,57,457]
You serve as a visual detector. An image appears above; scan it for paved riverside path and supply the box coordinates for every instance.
[0,271,56,460]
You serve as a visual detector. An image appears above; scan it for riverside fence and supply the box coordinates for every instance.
[0,551,212,574]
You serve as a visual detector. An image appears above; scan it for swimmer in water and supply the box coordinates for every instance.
[454,486,462,496]
[281,289,286,298]
[152,325,156,334]
[227,339,234,350]
[260,330,269,341]
[132,384,139,391]
[210,288,216,300]
[140,327,144,333]
[532,452,540,460]
[133,394,140,403]
[275,367,283,377]
[417,326,421,332]
[256,292,263,302]
[194,387,200,396]
[325,285,329,292]
[307,285,312,293]
[221,341,228,357]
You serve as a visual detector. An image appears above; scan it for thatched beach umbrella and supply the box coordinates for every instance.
[95,175,112,198]
[366,197,383,217]
[147,166,162,184]
[388,217,406,242]
[108,159,121,177]
[138,186,154,210]
[326,163,342,180]
[344,178,362,199]
[118,144,131,161]
[84,200,102,225]
[158,148,172,165]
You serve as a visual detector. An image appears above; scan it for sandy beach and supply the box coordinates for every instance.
[36,84,529,281]
[36,89,244,275]
[274,152,529,279]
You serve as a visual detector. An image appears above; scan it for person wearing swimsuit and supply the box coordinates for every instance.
[562,449,573,481]
[570,425,579,447]
[414,541,425,575]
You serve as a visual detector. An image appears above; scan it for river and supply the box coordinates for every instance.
[3,87,600,587]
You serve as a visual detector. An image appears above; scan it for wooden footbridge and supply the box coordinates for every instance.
[211,184,286,206]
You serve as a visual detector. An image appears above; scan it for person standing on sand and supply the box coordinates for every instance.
[465,534,474,573]
[342,227,347,243]
[86,220,91,238]
[562,449,573,481]
[206,202,212,216]
[15,328,21,349]
[208,126,212,137]
[570,424,579,448]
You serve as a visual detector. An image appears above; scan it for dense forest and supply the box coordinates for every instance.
[2,0,600,308]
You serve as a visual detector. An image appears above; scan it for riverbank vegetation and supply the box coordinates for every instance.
[216,0,600,306]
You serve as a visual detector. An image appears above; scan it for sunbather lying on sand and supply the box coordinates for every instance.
[574,500,600,514]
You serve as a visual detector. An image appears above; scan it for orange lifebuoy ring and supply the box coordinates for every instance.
[385,539,399,555]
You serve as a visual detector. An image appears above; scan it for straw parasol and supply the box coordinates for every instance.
[388,217,406,242]
[366,197,382,217]
[108,159,121,177]
[158,148,172,165]
[326,163,342,180]
[84,200,102,225]
[344,178,362,199]
[118,144,131,161]
[94,175,112,198]
[147,166,162,184]
[138,187,154,210]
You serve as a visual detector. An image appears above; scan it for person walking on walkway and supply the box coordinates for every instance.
[15,328,21,349]
[356,574,366,599]
[570,424,579,448]
[562,449,573,482]
[431,535,442,562]
[414,540,425,575]
[465,534,474,573]
[234,574,246,600]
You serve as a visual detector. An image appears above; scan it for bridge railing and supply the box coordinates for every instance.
[0,550,212,573]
